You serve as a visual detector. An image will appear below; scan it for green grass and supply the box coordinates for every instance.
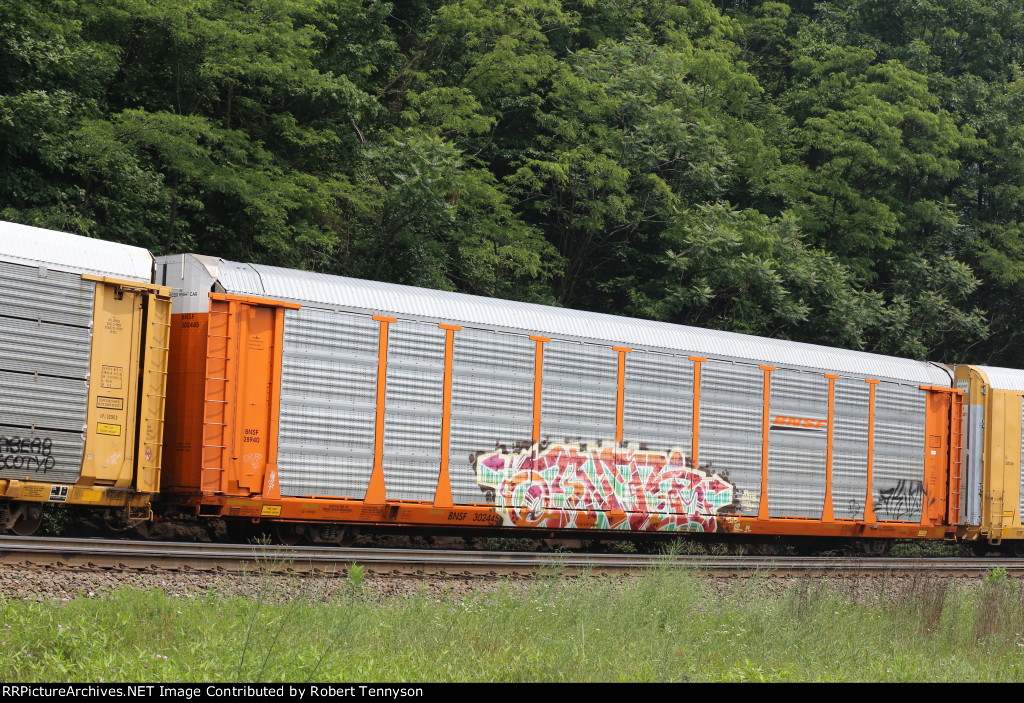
[3,565,1024,682]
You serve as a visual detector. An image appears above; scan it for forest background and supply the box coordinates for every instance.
[2,0,1022,365]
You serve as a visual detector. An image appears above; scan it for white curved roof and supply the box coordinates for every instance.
[975,365,1024,392]
[205,258,952,386]
[0,220,153,282]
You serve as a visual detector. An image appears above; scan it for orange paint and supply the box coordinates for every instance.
[531,337,549,444]
[922,389,953,525]
[209,292,300,310]
[822,374,839,522]
[202,299,233,494]
[162,310,210,494]
[434,324,461,507]
[259,305,288,500]
[179,295,293,500]
[948,391,964,524]
[614,347,631,444]
[689,357,705,468]
[864,380,879,523]
[365,317,394,504]
[757,366,774,520]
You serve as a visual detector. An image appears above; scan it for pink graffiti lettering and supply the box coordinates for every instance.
[475,442,734,532]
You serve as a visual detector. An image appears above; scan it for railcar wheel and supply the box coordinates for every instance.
[856,539,891,556]
[273,523,303,546]
[337,527,359,547]
[10,507,42,536]
[1010,541,1024,558]
[971,541,991,557]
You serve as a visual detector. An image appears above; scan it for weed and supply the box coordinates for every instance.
[346,563,365,591]
[607,540,639,554]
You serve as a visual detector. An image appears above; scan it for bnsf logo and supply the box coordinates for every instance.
[772,415,828,429]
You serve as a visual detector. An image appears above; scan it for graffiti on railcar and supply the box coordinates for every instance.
[0,436,56,473]
[876,480,924,521]
[475,442,734,531]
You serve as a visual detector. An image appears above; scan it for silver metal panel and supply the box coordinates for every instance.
[541,341,617,448]
[767,370,827,518]
[0,262,94,484]
[976,365,1024,392]
[622,352,692,452]
[872,383,926,522]
[448,328,534,505]
[0,220,153,281]
[157,254,219,315]
[277,308,379,498]
[0,317,91,378]
[0,429,84,483]
[0,262,95,327]
[965,400,982,525]
[381,321,446,501]
[699,361,762,515]
[0,372,88,433]
[832,378,870,520]
[178,255,953,386]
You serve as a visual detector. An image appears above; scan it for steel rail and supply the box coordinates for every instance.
[0,535,1021,576]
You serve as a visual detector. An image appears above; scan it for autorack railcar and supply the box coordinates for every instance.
[151,252,963,549]
[0,221,170,535]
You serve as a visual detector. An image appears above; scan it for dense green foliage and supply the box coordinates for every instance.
[4,0,1024,362]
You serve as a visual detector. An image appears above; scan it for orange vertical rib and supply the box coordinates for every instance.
[365,315,397,505]
[530,336,549,445]
[757,366,776,521]
[822,374,840,522]
[689,357,706,468]
[261,304,288,500]
[864,380,879,523]
[434,324,461,507]
[613,347,632,445]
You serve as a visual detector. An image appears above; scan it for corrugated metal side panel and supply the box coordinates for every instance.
[0,432,83,481]
[833,378,870,520]
[541,341,616,447]
[0,262,95,327]
[0,263,92,483]
[277,308,378,498]
[0,372,88,432]
[382,321,446,501]
[449,328,534,506]
[700,361,762,515]
[212,260,952,386]
[622,352,692,452]
[767,370,827,518]
[962,380,982,525]
[0,316,91,378]
[872,383,926,522]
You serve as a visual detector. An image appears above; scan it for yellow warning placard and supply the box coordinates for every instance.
[260,505,282,517]
[97,423,122,436]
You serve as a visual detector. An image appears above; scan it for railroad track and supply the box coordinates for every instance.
[1,535,1023,577]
